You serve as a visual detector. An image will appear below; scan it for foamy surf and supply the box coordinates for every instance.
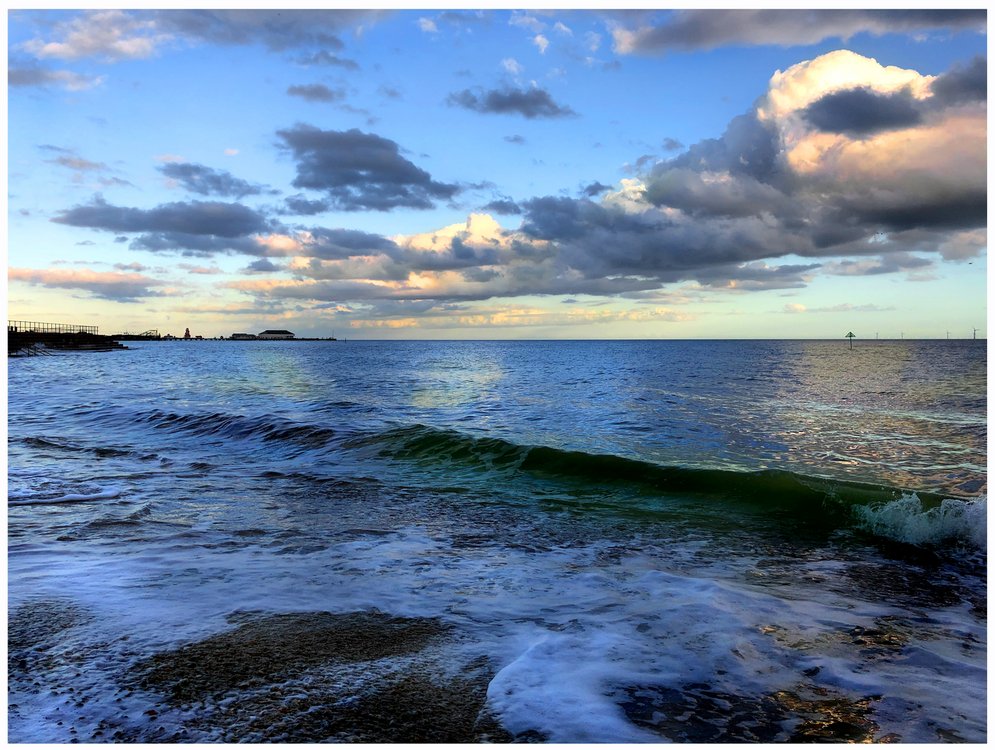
[8,485,123,506]
[854,493,987,550]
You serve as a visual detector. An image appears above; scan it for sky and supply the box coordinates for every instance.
[6,7,988,339]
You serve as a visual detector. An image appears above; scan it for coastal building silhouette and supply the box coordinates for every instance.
[258,329,295,340]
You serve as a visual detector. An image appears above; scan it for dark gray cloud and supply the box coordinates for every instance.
[667,111,781,182]
[299,228,400,260]
[287,83,346,102]
[245,258,283,273]
[690,261,820,291]
[448,86,577,119]
[662,137,684,151]
[482,199,522,215]
[823,253,933,276]
[930,55,987,106]
[581,181,611,197]
[53,196,271,237]
[158,162,271,198]
[276,124,459,211]
[297,50,360,70]
[642,167,793,218]
[801,87,922,137]
[8,65,103,90]
[284,195,332,215]
[153,9,384,51]
[129,233,263,258]
[614,9,986,54]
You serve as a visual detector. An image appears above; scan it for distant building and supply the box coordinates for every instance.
[258,329,295,340]
[230,332,257,340]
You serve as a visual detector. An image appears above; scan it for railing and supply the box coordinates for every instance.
[8,320,99,335]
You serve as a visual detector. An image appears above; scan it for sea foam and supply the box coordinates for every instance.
[854,493,987,549]
[8,485,123,506]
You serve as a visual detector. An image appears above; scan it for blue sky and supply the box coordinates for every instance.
[7,8,988,338]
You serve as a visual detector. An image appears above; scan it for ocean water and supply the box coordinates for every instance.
[7,339,986,742]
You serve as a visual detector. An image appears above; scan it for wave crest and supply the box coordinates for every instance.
[855,494,987,550]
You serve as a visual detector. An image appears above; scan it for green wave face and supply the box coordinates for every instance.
[348,424,981,550]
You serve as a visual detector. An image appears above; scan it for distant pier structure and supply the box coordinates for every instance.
[8,320,126,355]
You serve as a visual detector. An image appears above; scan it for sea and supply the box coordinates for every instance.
[7,339,987,743]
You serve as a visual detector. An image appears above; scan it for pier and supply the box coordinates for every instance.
[8,320,127,355]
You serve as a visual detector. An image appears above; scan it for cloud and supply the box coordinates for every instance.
[418,18,438,34]
[822,253,933,276]
[611,9,986,54]
[509,13,545,33]
[785,302,895,313]
[533,35,550,54]
[662,137,683,151]
[448,86,576,119]
[53,195,271,238]
[244,258,283,273]
[297,50,360,70]
[501,58,524,75]
[178,263,224,275]
[504,134,526,145]
[47,154,107,172]
[21,10,170,61]
[801,87,923,137]
[929,55,987,106]
[287,83,345,102]
[9,267,167,301]
[152,9,381,52]
[581,182,611,197]
[276,124,459,211]
[284,195,332,216]
[482,199,522,215]
[158,162,270,198]
[8,66,105,90]
[18,9,383,66]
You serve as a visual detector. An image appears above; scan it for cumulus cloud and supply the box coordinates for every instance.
[611,9,986,54]
[276,124,459,211]
[9,267,167,301]
[287,83,346,102]
[158,162,271,198]
[448,86,576,118]
[533,34,550,54]
[21,10,170,61]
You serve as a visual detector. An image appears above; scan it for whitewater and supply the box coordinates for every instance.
[7,339,986,742]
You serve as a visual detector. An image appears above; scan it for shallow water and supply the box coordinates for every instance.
[7,339,986,742]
